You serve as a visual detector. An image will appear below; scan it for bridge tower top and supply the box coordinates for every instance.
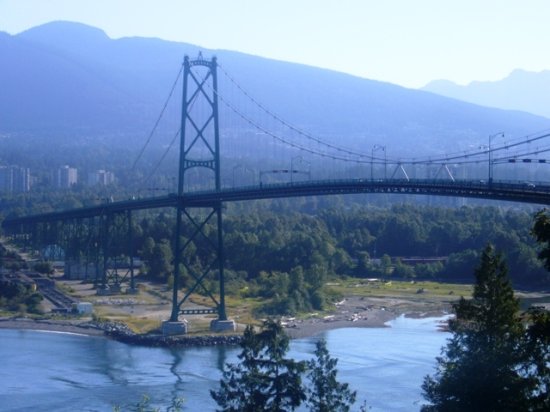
[178,54,221,195]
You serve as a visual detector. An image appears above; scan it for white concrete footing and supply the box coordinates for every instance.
[210,319,236,333]
[162,320,188,336]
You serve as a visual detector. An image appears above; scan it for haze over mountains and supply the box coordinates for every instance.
[423,70,550,119]
[1,21,550,157]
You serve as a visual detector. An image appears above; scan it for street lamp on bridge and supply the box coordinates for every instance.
[488,132,504,184]
[371,144,386,181]
[291,155,311,183]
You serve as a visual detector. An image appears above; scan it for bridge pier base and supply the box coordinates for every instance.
[210,319,236,333]
[162,320,188,336]
[126,287,139,295]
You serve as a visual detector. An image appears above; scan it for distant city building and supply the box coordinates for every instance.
[57,165,78,188]
[0,167,11,192]
[0,166,31,193]
[88,169,115,186]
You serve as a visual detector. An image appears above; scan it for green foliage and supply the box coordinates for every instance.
[256,266,327,316]
[306,339,357,412]
[112,392,184,412]
[421,245,547,411]
[392,258,416,279]
[523,307,550,410]
[211,320,307,411]
[0,280,43,313]
[32,261,54,274]
[146,239,173,281]
[532,209,550,271]
[212,320,357,412]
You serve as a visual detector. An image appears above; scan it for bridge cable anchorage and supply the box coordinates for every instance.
[131,63,184,171]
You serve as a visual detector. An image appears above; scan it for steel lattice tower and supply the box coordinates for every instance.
[169,54,227,323]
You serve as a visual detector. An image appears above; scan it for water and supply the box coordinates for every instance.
[0,316,449,411]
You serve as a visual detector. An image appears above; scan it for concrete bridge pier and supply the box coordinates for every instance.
[210,319,236,332]
[162,319,188,336]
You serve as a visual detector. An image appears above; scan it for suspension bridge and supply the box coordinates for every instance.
[3,54,550,334]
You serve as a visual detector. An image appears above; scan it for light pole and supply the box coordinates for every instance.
[232,164,240,187]
[291,155,311,183]
[371,145,386,180]
[232,164,255,187]
[488,132,504,184]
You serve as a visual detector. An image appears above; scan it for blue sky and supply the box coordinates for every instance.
[1,0,549,88]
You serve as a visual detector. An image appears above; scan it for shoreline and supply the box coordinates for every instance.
[0,299,450,344]
[0,317,107,337]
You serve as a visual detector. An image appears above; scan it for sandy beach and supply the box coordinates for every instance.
[0,294,451,341]
[282,295,450,338]
[0,317,107,337]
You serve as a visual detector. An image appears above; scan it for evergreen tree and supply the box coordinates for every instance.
[421,244,536,411]
[533,209,550,273]
[523,307,550,410]
[211,320,306,411]
[306,339,357,412]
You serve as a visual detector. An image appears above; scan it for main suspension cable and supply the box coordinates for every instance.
[131,64,184,171]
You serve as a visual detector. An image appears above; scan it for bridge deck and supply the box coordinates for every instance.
[3,178,550,228]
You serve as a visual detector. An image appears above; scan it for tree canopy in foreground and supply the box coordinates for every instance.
[211,320,358,412]
[421,244,549,411]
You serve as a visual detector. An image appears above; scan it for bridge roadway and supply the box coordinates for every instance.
[3,178,550,228]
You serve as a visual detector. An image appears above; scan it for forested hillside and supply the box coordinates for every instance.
[126,202,550,295]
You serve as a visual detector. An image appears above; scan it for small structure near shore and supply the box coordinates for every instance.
[74,302,93,315]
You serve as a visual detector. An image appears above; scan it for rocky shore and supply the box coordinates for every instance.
[0,294,452,346]
[101,320,243,347]
[0,317,243,347]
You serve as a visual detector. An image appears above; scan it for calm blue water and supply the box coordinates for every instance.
[0,315,449,411]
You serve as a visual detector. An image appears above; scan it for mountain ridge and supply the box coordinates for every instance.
[423,69,550,119]
[2,21,550,157]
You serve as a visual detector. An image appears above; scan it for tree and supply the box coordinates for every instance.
[523,307,550,410]
[147,239,172,281]
[306,339,357,412]
[211,320,306,411]
[532,209,550,270]
[33,261,54,275]
[421,245,539,411]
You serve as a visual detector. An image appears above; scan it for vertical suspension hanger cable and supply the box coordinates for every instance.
[132,64,184,171]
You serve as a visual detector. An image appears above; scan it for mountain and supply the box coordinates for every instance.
[423,70,550,119]
[2,21,550,157]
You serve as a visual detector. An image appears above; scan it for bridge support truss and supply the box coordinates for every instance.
[165,55,234,334]
[9,212,137,295]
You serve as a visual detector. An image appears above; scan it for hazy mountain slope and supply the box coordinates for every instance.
[423,70,550,119]
[2,21,550,156]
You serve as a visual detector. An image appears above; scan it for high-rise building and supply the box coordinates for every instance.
[0,166,31,193]
[57,165,78,188]
[0,166,12,192]
[88,169,115,186]
[13,167,30,192]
